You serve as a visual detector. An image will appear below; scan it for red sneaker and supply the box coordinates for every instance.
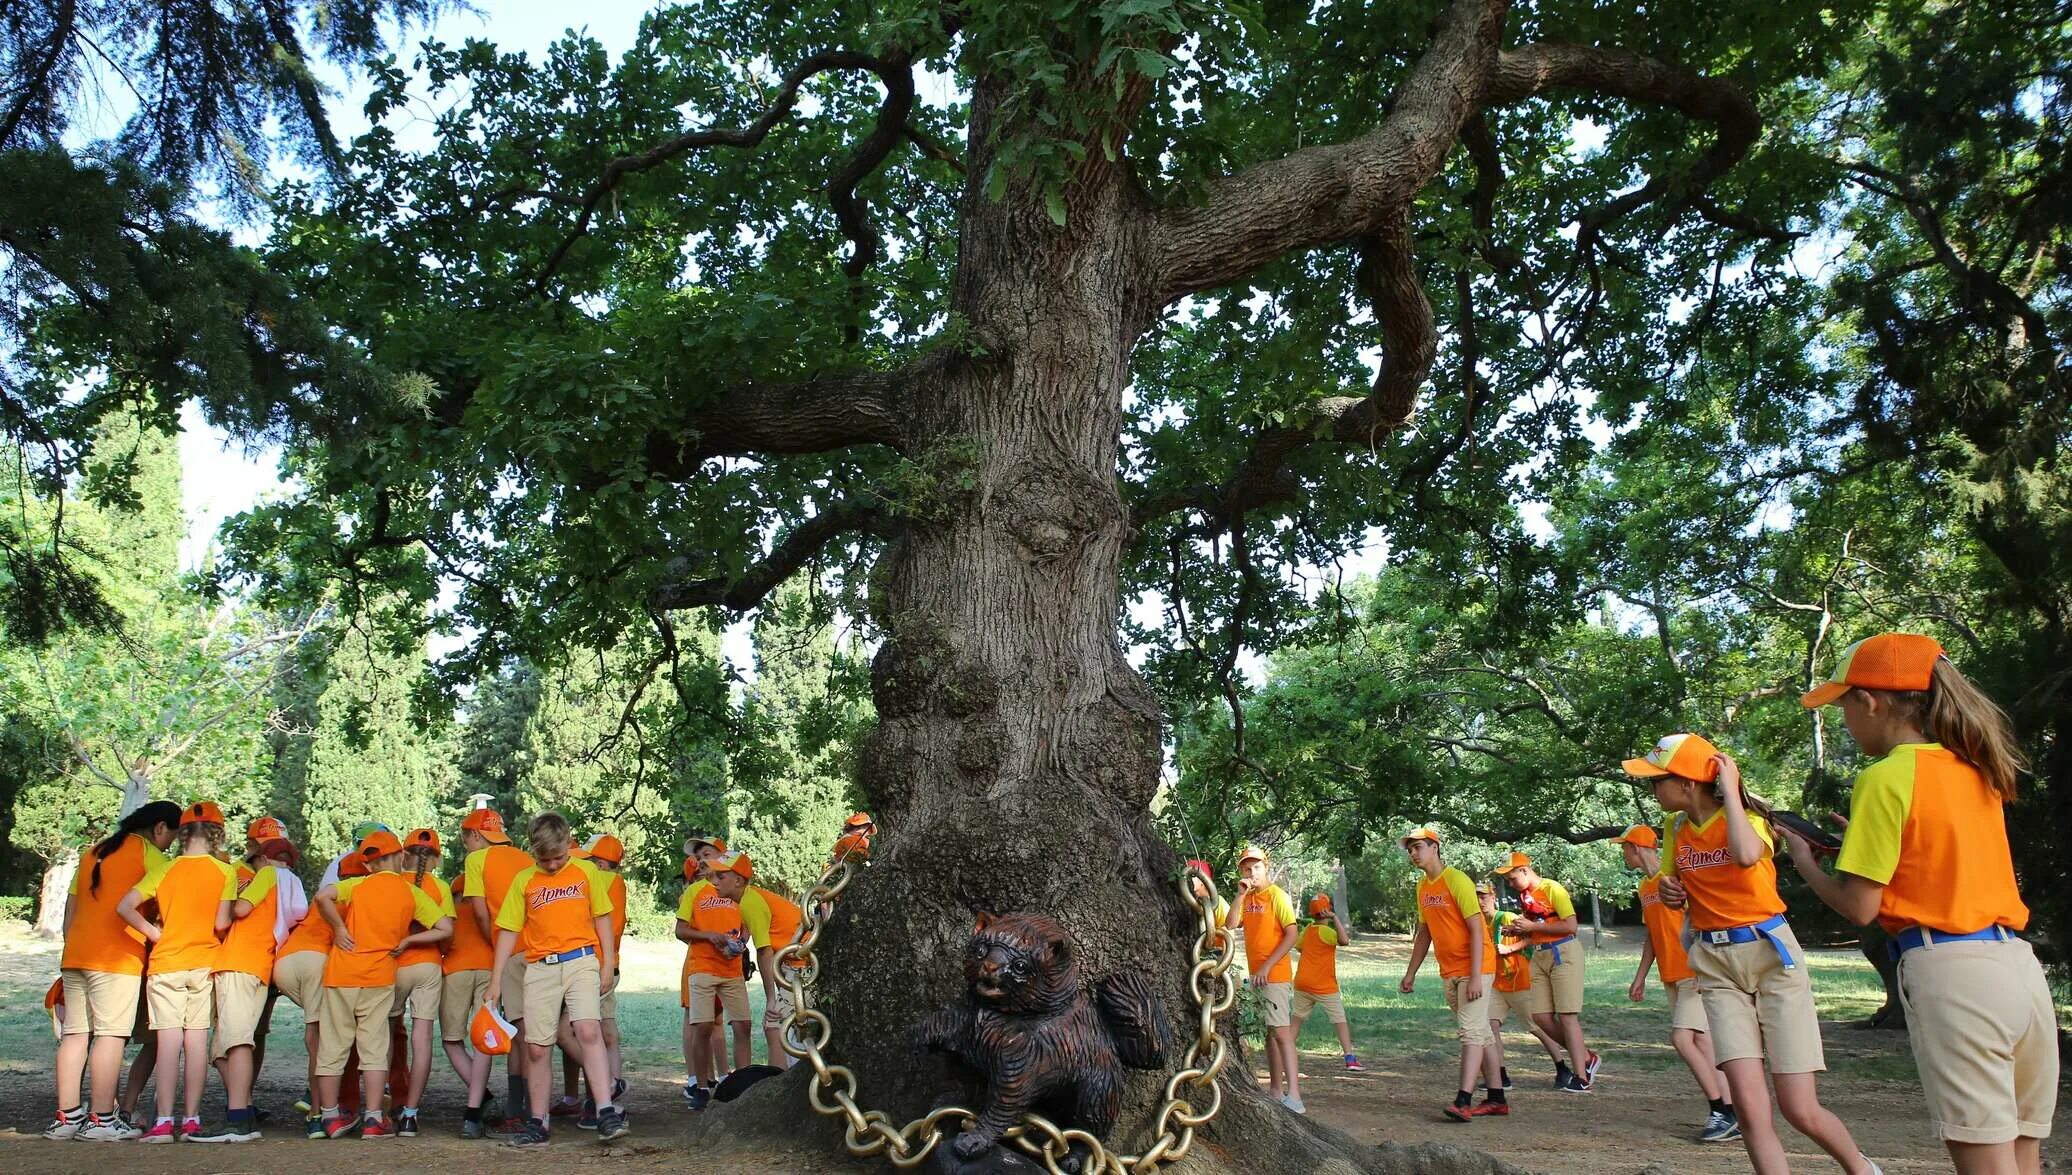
[322,1113,361,1139]
[138,1119,178,1143]
[548,1099,581,1118]
[1443,1102,1474,1122]
[1473,1100,1511,1116]
[360,1116,396,1139]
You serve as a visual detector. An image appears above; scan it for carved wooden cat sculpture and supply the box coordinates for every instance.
[913,912,1171,1173]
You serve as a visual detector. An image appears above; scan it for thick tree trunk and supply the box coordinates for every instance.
[35,849,77,937]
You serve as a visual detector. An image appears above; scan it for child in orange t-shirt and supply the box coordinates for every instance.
[200,832,301,1142]
[116,801,238,1142]
[489,813,624,1146]
[1617,823,1737,1143]
[1628,733,1879,1175]
[1787,634,2053,1171]
[1225,845,1302,1112]
[679,847,754,1109]
[675,833,728,1103]
[459,806,534,1133]
[1291,894,1360,1071]
[310,829,453,1140]
[391,828,457,1136]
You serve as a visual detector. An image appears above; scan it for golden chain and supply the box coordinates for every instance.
[772,860,1240,1175]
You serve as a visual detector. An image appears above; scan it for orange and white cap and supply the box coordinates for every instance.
[684,833,727,856]
[1615,825,1659,849]
[246,816,287,843]
[1399,827,1442,850]
[1236,844,1269,867]
[468,1001,518,1056]
[1307,894,1332,917]
[1623,733,1723,782]
[1490,851,1533,876]
[712,850,754,879]
[460,808,510,844]
[181,801,226,827]
[582,834,624,864]
[1800,632,1945,709]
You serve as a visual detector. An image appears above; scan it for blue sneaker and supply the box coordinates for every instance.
[685,1084,711,1111]
[577,1096,598,1130]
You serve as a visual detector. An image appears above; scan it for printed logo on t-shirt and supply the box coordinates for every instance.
[528,881,587,910]
[1420,892,1453,910]
[1676,844,1731,872]
[1639,887,1662,909]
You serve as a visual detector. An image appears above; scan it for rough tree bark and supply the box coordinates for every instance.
[663,1,1757,1168]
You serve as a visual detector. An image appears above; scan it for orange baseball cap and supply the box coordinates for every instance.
[1307,894,1332,917]
[684,833,727,856]
[1615,825,1659,849]
[1800,632,1945,708]
[469,1001,517,1056]
[1623,733,1723,782]
[1490,851,1533,875]
[358,829,404,860]
[180,801,226,827]
[712,850,754,879]
[339,850,370,878]
[246,816,287,843]
[405,827,441,854]
[460,808,510,844]
[583,834,624,864]
[1236,844,1268,867]
[1399,827,1442,849]
[843,811,874,830]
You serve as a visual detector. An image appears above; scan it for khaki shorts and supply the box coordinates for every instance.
[1256,980,1293,1029]
[440,969,491,1042]
[211,971,268,1057]
[1898,935,2059,1143]
[687,972,751,1025]
[60,969,142,1037]
[1489,984,1531,1023]
[272,950,326,1019]
[1665,978,1709,1034]
[1528,940,1585,1016]
[315,985,394,1075]
[523,955,601,1046]
[1444,975,1496,1046]
[147,967,214,1031]
[1291,990,1346,1025]
[392,961,442,1022]
[1689,922,1822,1073]
[500,954,529,1018]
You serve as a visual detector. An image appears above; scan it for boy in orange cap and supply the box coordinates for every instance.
[680,848,754,1108]
[1399,828,1504,1120]
[459,806,534,1134]
[1788,635,2049,1172]
[390,828,456,1136]
[1619,823,1737,1142]
[1493,849,1599,1092]
[487,812,626,1146]
[1629,733,1880,1175]
[675,833,727,1099]
[740,868,804,1069]
[1226,845,1302,1112]
[1291,893,1360,1071]
[310,829,454,1139]
[200,832,301,1141]
[116,801,238,1142]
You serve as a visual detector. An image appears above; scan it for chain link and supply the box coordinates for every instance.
[773,859,1240,1174]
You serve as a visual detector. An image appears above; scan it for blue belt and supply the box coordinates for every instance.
[1889,924,2015,960]
[1539,935,1576,965]
[538,945,596,965]
[1698,914,1795,971]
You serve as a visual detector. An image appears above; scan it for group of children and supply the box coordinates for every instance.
[45,803,638,1147]
[1240,632,2051,1175]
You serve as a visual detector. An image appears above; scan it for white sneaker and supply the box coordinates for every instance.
[43,1110,87,1140]
[1283,1095,1306,1114]
[1862,1160,1883,1175]
[76,1112,143,1141]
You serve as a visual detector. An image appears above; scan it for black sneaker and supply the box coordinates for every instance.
[1699,1109,1741,1142]
[595,1105,628,1142]
[460,1117,488,1140]
[1559,1073,1593,1094]
[507,1117,551,1148]
[1552,1061,1572,1089]
[396,1110,419,1137]
[685,1084,711,1111]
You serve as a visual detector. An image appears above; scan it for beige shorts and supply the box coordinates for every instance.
[272,950,326,1019]
[211,971,268,1057]
[441,969,491,1042]
[1689,922,1823,1073]
[1898,935,2058,1143]
[1444,975,1496,1046]
[1256,980,1293,1028]
[687,972,751,1025]
[392,961,442,1022]
[600,967,619,1020]
[523,955,601,1046]
[60,969,142,1037]
[1489,985,1531,1023]
[500,953,529,1017]
[1291,990,1346,1025]
[1528,940,1585,1015]
[146,967,214,1031]
[1665,978,1709,1034]
[315,985,394,1075]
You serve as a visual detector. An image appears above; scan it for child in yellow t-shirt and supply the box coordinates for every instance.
[1291,894,1360,1071]
[1226,845,1301,1112]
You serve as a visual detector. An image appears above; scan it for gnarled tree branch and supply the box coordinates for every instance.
[641,355,943,478]
[649,500,895,613]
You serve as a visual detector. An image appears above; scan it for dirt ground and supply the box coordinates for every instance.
[0,927,2062,1174]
